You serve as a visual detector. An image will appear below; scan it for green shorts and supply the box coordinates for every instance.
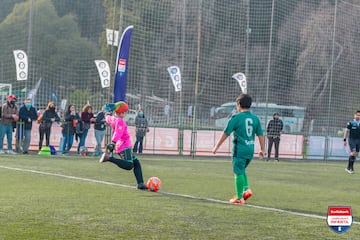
[232,156,251,175]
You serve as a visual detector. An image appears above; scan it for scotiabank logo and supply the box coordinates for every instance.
[118,59,126,73]
[327,206,352,234]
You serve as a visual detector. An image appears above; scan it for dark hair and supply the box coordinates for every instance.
[67,104,75,113]
[236,93,252,109]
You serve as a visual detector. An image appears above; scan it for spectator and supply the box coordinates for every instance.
[133,109,149,154]
[187,105,192,118]
[78,104,96,154]
[18,99,37,154]
[60,104,80,154]
[38,101,60,150]
[266,112,284,161]
[187,105,193,124]
[164,103,170,116]
[93,106,106,156]
[0,94,19,154]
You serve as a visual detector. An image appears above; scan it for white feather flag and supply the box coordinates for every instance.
[95,60,111,88]
[232,72,247,94]
[13,50,28,81]
[167,66,182,92]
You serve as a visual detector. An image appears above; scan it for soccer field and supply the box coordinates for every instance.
[0,155,359,239]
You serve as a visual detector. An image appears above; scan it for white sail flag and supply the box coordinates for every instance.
[61,99,67,111]
[232,72,247,94]
[27,78,42,104]
[13,50,28,81]
[106,28,119,46]
[167,66,182,92]
[94,60,111,88]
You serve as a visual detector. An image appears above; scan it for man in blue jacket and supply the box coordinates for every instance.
[19,99,37,154]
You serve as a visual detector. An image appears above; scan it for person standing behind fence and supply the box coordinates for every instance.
[266,112,283,161]
[133,109,149,154]
[38,101,60,150]
[0,94,19,154]
[60,104,80,154]
[93,106,106,156]
[18,99,37,154]
[78,104,96,154]
[344,110,360,174]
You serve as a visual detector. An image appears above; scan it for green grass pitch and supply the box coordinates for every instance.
[0,154,359,239]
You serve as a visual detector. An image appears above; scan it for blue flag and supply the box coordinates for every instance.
[114,26,133,102]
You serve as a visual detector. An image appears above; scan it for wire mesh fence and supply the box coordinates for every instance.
[0,0,359,159]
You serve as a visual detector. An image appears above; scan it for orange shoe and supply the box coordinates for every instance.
[229,196,245,204]
[242,189,253,201]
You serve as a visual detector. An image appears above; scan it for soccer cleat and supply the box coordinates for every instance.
[0,150,5,154]
[345,168,353,174]
[137,184,148,190]
[242,189,253,201]
[99,153,109,163]
[6,150,16,154]
[229,196,245,204]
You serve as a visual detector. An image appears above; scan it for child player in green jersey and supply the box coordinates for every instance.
[212,93,265,204]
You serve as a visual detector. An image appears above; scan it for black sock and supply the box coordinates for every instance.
[133,158,144,185]
[347,156,356,171]
[350,156,356,171]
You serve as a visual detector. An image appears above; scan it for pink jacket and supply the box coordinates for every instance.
[105,115,132,153]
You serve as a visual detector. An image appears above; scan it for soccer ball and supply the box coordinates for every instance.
[146,177,162,192]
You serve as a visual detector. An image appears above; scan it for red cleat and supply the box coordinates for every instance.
[229,196,245,205]
[242,189,253,201]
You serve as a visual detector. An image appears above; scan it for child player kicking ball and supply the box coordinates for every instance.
[212,94,265,204]
[99,101,148,190]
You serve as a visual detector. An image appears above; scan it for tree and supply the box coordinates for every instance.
[0,0,100,107]
[0,0,25,22]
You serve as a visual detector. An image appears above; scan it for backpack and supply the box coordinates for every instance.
[75,120,85,142]
[75,120,84,136]
[49,145,57,155]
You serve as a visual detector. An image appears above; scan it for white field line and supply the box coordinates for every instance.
[1,165,359,225]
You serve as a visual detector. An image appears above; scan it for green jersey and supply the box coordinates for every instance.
[224,111,263,159]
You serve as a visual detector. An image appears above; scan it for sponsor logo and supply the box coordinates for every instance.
[118,59,126,73]
[327,206,352,234]
[245,140,254,145]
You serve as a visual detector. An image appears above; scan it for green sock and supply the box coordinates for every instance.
[235,174,245,200]
[243,172,249,192]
